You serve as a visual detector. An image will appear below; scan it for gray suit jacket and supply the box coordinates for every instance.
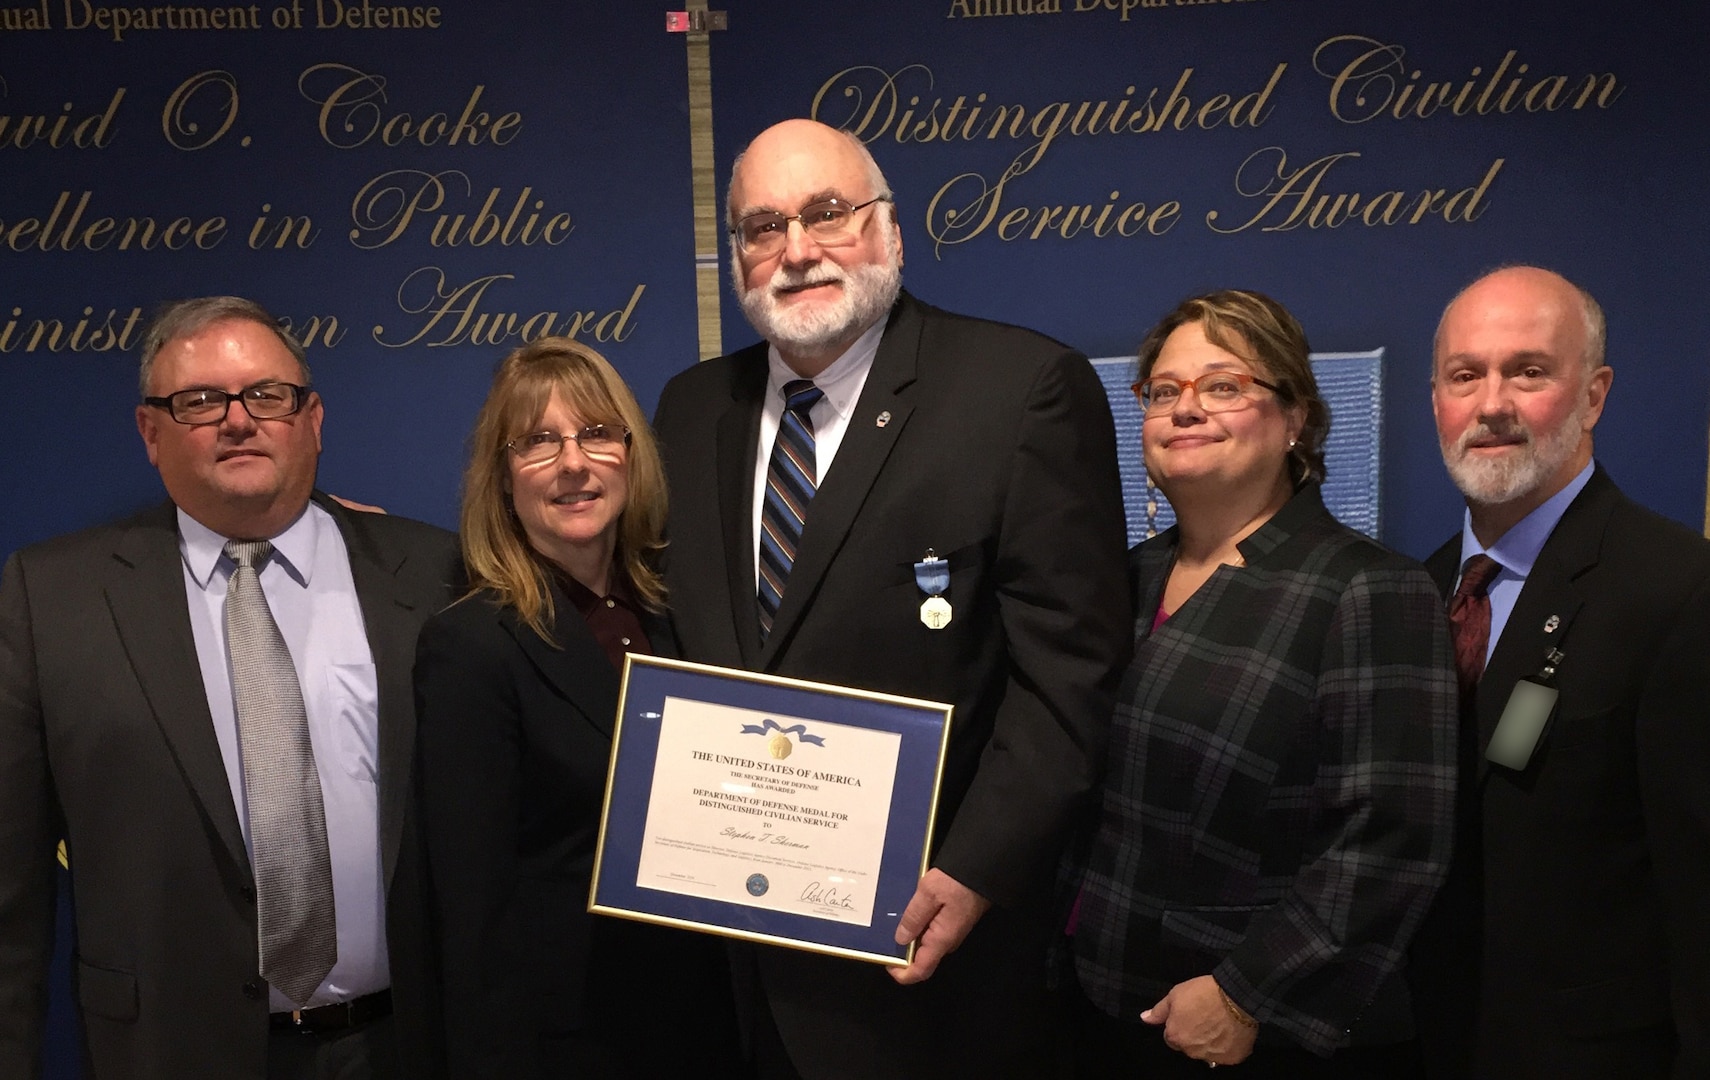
[0,493,461,1080]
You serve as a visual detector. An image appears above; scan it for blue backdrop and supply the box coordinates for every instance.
[2,4,697,559]
[710,0,1710,558]
[4,2,1707,1076]
[5,7,697,1076]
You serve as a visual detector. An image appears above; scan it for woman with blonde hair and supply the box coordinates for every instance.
[414,337,738,1078]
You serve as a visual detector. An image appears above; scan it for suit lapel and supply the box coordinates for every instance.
[324,496,426,888]
[1127,532,1177,675]
[716,359,768,669]
[507,583,620,739]
[104,504,249,871]
[758,298,922,669]
[1477,472,1611,752]
[1424,538,1458,601]
[1135,538,1173,619]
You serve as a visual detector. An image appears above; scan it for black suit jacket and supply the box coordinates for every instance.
[0,493,462,1080]
[413,581,738,1080]
[653,293,1132,1077]
[1410,467,1710,1079]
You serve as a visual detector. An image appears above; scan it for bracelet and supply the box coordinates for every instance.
[1217,983,1258,1029]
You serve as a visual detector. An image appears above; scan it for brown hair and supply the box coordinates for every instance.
[460,337,667,641]
[1136,289,1329,485]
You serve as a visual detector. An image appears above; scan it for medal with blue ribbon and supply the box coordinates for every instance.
[915,549,952,630]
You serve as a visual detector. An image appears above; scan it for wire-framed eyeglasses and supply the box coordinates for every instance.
[729,196,891,256]
[506,424,632,466]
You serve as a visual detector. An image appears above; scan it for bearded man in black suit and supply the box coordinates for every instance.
[652,119,1131,1079]
[1409,266,1710,1079]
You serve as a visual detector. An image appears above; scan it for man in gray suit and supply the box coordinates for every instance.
[0,297,461,1080]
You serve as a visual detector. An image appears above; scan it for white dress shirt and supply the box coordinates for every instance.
[749,318,886,587]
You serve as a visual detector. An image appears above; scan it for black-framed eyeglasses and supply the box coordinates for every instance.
[729,196,891,256]
[143,381,312,425]
[506,424,632,467]
[1132,372,1282,415]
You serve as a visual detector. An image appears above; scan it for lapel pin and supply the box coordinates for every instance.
[876,410,891,428]
[1543,615,1560,633]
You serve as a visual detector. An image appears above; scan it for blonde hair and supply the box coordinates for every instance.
[460,337,667,642]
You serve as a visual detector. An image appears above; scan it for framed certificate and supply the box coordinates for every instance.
[589,655,953,966]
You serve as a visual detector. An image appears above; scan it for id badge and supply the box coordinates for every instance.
[1485,678,1559,771]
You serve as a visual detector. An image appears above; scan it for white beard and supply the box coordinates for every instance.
[1441,402,1588,506]
[736,242,902,357]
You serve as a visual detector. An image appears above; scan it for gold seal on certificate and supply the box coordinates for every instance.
[634,698,901,927]
[591,656,953,966]
[919,595,952,629]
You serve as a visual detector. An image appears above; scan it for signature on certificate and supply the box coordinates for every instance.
[799,881,858,911]
[719,826,810,850]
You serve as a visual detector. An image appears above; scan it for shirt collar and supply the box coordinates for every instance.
[1458,460,1595,579]
[540,555,637,614]
[765,316,887,422]
[177,503,317,589]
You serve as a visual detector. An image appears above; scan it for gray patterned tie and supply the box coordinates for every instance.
[224,540,337,1006]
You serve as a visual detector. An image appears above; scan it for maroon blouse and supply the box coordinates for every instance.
[553,567,652,672]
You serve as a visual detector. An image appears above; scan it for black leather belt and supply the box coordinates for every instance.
[270,989,391,1032]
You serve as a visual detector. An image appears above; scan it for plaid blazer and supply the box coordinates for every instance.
[1071,485,1457,1055]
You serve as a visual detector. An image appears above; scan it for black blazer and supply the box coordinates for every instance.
[1410,466,1710,1080]
[652,293,1132,1077]
[0,494,461,1080]
[414,579,738,1079]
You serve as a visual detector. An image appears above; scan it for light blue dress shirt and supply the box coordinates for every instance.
[178,503,386,1012]
[1456,461,1595,664]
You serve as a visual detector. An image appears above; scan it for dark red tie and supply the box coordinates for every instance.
[1448,554,1502,699]
[1427,554,1504,1073]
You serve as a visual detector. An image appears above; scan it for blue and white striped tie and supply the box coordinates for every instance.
[758,379,824,640]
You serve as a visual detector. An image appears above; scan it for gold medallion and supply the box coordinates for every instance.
[768,732,793,760]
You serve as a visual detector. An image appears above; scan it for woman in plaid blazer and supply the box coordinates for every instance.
[1065,291,1458,1077]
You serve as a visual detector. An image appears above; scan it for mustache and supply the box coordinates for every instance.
[769,264,846,291]
[1455,414,1531,453]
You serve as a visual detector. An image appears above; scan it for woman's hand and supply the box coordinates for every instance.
[1141,975,1258,1066]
